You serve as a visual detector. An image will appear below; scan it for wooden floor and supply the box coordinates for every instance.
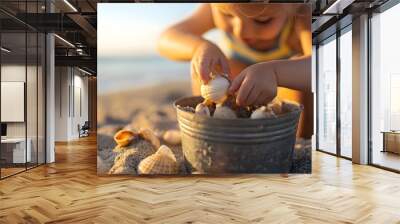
[1,167,26,178]
[1,163,44,178]
[0,135,400,224]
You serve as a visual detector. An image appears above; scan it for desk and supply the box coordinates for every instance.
[1,138,31,163]
[382,131,400,154]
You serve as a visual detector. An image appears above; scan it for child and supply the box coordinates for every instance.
[158,3,312,138]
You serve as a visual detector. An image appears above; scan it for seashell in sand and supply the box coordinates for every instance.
[163,130,181,145]
[213,104,237,119]
[138,145,179,175]
[195,103,210,116]
[282,100,301,113]
[108,148,140,175]
[250,106,277,119]
[139,129,161,149]
[200,75,230,104]
[267,98,282,115]
[113,129,137,148]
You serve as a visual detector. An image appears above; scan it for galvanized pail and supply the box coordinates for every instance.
[174,96,302,174]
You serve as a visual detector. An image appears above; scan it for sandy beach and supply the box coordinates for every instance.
[97,81,311,175]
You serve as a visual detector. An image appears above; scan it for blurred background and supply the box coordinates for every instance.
[98,3,219,95]
[97,4,223,174]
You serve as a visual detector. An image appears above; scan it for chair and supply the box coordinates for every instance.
[78,121,90,138]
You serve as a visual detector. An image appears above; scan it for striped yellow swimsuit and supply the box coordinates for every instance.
[220,18,296,64]
[220,18,313,138]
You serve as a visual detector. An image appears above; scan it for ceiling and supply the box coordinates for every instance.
[0,0,99,74]
[0,0,392,75]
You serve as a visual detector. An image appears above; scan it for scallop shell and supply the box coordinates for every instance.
[213,104,237,119]
[250,106,277,119]
[200,75,230,104]
[195,103,210,116]
[139,129,161,149]
[113,129,136,148]
[138,145,178,175]
[282,100,301,113]
[163,130,181,145]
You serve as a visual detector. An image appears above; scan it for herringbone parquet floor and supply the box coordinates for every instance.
[0,135,399,224]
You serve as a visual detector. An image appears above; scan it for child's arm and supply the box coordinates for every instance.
[158,4,229,83]
[157,4,215,61]
[229,56,311,106]
[272,56,311,92]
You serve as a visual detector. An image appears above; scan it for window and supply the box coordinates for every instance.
[339,27,352,158]
[370,2,400,171]
[317,35,337,154]
[0,1,47,179]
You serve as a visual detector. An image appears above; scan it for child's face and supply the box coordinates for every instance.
[211,4,296,50]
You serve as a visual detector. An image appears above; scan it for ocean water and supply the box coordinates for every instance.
[98,56,190,95]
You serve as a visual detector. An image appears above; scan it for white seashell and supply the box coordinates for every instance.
[139,129,161,149]
[200,75,230,104]
[213,104,237,119]
[195,103,210,116]
[163,130,181,145]
[250,106,277,119]
[138,145,179,175]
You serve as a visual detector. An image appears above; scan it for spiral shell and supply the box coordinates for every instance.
[213,104,237,119]
[114,129,137,148]
[200,75,230,104]
[163,130,181,145]
[250,106,277,119]
[195,103,210,116]
[138,145,179,175]
[139,129,161,149]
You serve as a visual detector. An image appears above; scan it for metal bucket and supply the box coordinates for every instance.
[174,96,302,174]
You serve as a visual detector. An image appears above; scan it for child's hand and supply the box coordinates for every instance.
[229,63,277,106]
[191,41,230,84]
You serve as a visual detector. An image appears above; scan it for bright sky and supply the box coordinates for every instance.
[98,3,219,57]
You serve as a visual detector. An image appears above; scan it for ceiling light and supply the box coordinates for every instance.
[323,0,355,15]
[1,47,11,53]
[76,48,86,55]
[54,34,75,48]
[78,67,92,76]
[63,0,78,12]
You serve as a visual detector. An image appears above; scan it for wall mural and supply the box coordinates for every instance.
[97,3,313,175]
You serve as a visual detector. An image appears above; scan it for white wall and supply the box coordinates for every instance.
[1,65,26,138]
[72,72,89,138]
[1,65,36,138]
[54,67,89,141]
[55,67,69,141]
[1,63,46,164]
